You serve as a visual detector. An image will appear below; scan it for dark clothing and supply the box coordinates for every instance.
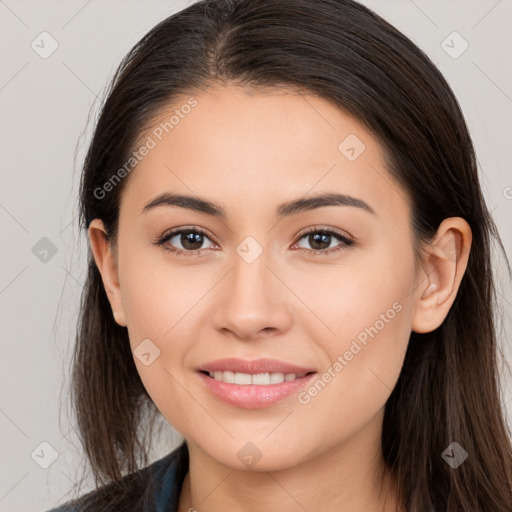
[46,441,189,512]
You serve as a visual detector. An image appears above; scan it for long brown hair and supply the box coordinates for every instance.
[61,0,512,510]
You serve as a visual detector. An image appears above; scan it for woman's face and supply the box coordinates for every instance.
[90,85,433,470]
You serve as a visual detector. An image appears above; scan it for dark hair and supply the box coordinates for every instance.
[62,0,512,510]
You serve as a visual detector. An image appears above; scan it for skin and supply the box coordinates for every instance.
[88,85,472,512]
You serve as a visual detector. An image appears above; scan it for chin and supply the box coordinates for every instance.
[203,440,307,472]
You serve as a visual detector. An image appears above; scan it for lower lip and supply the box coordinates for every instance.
[196,371,317,409]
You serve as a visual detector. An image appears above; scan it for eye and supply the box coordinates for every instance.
[152,225,355,258]
[292,227,354,256]
[152,227,217,258]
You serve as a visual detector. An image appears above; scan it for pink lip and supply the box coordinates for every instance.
[198,357,316,375]
[196,371,317,409]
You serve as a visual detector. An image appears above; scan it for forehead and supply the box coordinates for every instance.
[121,85,410,223]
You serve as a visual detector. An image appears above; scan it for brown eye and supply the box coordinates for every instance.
[171,231,207,251]
[293,228,354,255]
[152,227,216,257]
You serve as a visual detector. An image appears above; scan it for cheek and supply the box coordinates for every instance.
[297,244,413,340]
[119,245,205,348]
[117,253,214,414]
[297,244,414,402]
[294,290,411,450]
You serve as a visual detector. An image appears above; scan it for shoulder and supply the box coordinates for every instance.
[45,441,189,512]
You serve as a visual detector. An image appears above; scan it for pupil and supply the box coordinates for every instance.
[310,233,330,250]
[182,232,203,250]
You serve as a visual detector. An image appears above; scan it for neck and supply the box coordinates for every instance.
[177,409,401,512]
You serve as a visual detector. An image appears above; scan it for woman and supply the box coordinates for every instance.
[48,0,512,510]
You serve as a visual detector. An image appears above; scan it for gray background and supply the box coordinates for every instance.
[1,1,511,510]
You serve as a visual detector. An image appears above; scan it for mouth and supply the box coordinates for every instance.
[196,366,318,409]
[195,358,318,408]
[197,357,316,378]
[198,369,316,385]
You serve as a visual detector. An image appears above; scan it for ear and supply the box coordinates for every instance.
[411,217,472,334]
[88,219,127,327]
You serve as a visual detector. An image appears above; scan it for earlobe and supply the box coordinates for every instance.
[112,310,126,326]
[88,219,127,327]
[411,217,471,334]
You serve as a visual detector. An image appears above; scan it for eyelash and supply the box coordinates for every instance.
[152,226,355,258]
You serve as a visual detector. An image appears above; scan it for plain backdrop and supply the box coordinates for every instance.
[1,1,511,510]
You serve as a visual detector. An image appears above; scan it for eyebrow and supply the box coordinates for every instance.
[141,192,376,218]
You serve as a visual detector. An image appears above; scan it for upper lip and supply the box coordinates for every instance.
[198,358,316,375]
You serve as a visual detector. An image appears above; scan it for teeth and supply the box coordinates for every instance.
[208,371,305,384]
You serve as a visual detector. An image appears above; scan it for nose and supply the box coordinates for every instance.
[211,245,293,341]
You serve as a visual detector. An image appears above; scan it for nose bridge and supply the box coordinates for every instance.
[230,237,275,311]
[212,235,291,338]
[232,239,270,298]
